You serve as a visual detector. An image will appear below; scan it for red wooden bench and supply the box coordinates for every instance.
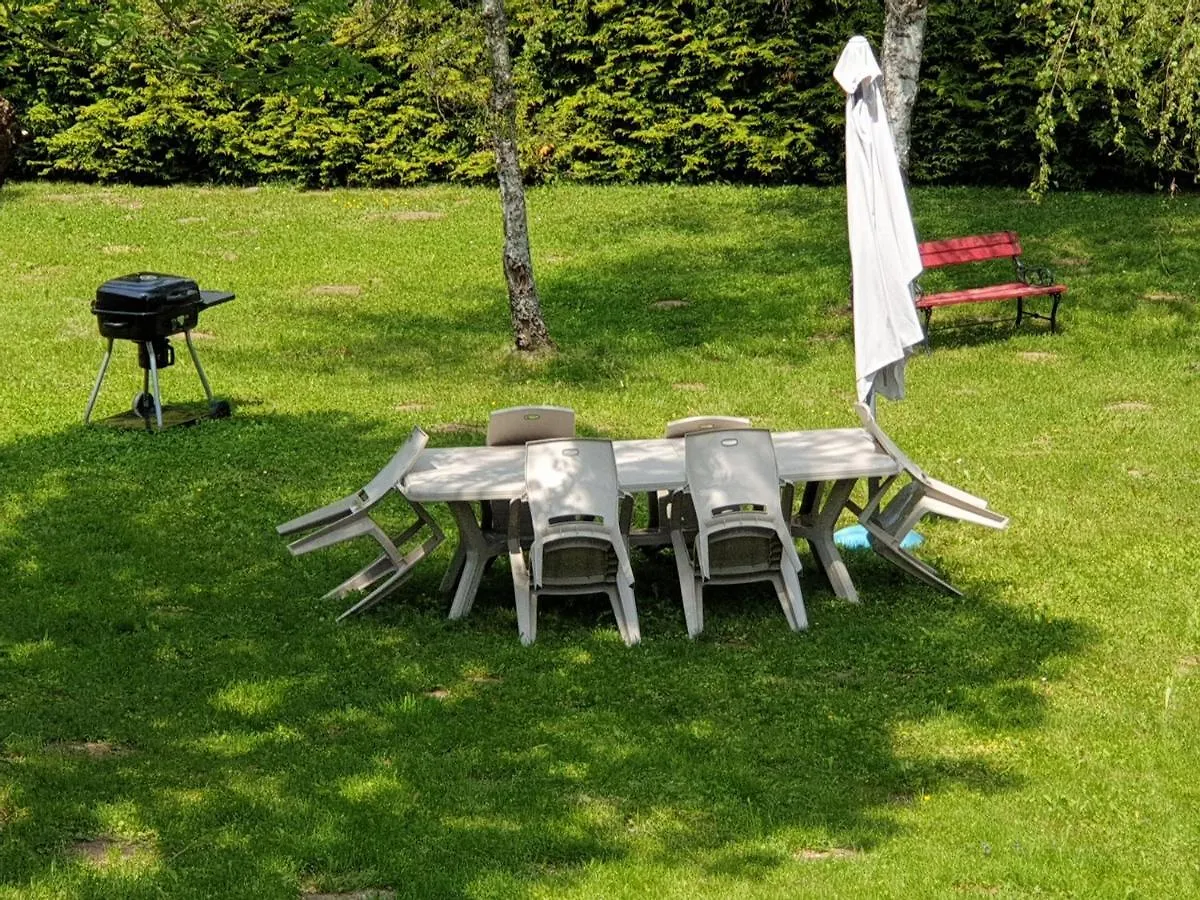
[915,231,1067,338]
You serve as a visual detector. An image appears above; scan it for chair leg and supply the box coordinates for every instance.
[336,565,416,621]
[334,519,444,619]
[865,525,963,597]
[614,581,641,646]
[688,578,705,638]
[778,564,808,631]
[670,525,703,638]
[603,585,626,637]
[507,536,536,645]
[516,590,538,646]
[323,553,395,601]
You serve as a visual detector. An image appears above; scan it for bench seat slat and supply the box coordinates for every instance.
[917,281,1067,309]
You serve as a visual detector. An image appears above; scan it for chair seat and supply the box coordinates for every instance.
[704,531,779,572]
[540,540,618,586]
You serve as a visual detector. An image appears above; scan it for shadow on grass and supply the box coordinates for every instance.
[0,409,1090,898]
[198,185,1200,393]
[211,190,857,391]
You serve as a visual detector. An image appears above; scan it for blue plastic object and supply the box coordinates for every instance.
[834,524,924,551]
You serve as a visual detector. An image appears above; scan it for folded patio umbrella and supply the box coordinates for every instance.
[834,35,927,406]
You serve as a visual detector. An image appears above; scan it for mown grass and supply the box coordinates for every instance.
[0,182,1197,899]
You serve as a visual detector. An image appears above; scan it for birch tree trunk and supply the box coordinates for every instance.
[480,0,553,352]
[881,0,929,177]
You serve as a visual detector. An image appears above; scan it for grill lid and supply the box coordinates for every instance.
[94,273,201,313]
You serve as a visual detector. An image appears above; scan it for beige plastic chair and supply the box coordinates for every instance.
[854,402,1009,594]
[486,405,575,446]
[442,405,576,618]
[663,415,752,439]
[636,415,753,547]
[670,429,806,637]
[277,426,445,620]
[506,438,640,646]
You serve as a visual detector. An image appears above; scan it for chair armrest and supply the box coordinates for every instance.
[276,494,354,535]
[287,508,377,556]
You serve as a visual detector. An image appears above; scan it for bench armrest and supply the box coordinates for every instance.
[1014,258,1057,288]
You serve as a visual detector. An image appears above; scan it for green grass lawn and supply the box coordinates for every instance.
[1,182,1198,899]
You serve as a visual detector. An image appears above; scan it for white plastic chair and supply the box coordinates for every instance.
[670,429,806,637]
[486,405,576,446]
[854,402,1009,594]
[442,405,576,618]
[663,415,753,440]
[636,415,753,547]
[506,438,640,646]
[276,425,444,620]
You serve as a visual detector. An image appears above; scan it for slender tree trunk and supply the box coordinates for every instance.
[480,0,553,352]
[881,0,929,177]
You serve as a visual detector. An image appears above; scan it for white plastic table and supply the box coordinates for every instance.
[401,428,900,613]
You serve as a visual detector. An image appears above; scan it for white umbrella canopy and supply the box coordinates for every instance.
[834,35,926,406]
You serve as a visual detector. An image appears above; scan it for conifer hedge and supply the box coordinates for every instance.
[0,0,1164,188]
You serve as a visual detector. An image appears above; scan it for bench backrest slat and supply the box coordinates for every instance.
[919,231,1022,269]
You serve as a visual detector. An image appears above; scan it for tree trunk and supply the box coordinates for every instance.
[480,0,553,352]
[881,0,929,177]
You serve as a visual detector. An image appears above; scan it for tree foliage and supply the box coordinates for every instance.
[1023,0,1200,193]
[0,0,1187,190]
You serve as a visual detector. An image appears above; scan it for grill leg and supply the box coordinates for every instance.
[145,341,164,430]
[84,338,115,424]
[183,330,215,404]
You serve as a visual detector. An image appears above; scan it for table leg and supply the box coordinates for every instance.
[446,500,500,620]
[791,478,859,603]
[439,541,466,594]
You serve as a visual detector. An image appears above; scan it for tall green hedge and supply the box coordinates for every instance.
[0,0,1168,188]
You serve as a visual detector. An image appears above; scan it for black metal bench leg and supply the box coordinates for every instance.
[922,308,932,350]
[1050,296,1060,333]
[1016,297,1025,328]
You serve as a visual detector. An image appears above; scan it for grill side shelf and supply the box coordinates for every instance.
[199,290,235,308]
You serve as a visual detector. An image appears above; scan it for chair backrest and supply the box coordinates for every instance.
[684,429,784,525]
[359,425,429,506]
[663,415,751,439]
[853,402,928,484]
[525,438,631,586]
[526,438,620,531]
[683,428,800,578]
[487,405,575,446]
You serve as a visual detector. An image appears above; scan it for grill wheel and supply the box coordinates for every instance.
[132,392,156,419]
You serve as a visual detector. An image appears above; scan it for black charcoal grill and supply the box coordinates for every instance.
[84,273,235,429]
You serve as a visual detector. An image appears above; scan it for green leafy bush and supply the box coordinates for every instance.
[0,0,1174,188]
